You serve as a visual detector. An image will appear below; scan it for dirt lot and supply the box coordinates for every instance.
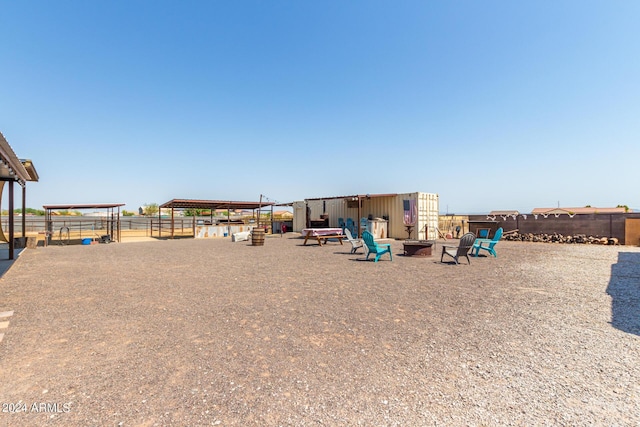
[0,236,639,426]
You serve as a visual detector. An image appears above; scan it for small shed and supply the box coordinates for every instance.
[291,192,439,240]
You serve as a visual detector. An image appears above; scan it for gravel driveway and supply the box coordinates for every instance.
[0,236,639,426]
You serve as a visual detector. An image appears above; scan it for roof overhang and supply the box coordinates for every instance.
[20,159,39,182]
[0,132,34,185]
[304,193,398,201]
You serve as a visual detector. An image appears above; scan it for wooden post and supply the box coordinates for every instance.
[21,185,26,239]
[357,196,362,238]
[8,180,14,259]
[45,207,50,246]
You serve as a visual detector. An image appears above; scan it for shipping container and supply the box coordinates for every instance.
[291,192,439,240]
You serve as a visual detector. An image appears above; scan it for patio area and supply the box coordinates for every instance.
[0,236,639,425]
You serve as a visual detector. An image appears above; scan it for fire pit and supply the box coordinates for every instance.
[403,240,435,257]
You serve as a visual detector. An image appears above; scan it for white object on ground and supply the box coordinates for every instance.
[232,230,251,242]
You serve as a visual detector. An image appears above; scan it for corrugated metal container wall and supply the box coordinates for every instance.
[358,195,395,238]
[319,198,349,227]
[377,192,439,240]
[293,193,438,238]
[358,195,411,239]
[389,193,414,239]
[359,193,437,239]
[417,192,439,240]
[292,201,306,232]
[293,198,352,232]
[306,200,324,223]
[359,197,388,221]
[293,199,352,231]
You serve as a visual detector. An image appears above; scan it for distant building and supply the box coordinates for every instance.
[532,207,628,217]
[274,210,293,218]
[488,210,520,217]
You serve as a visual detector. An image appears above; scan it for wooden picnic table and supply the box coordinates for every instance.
[301,228,345,246]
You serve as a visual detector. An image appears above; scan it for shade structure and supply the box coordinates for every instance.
[0,132,38,260]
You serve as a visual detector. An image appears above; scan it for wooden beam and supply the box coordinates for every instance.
[8,181,14,259]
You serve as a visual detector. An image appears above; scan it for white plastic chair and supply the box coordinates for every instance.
[344,228,364,254]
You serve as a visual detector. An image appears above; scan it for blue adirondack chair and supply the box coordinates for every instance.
[346,218,356,237]
[471,227,503,257]
[362,230,392,262]
[477,228,491,238]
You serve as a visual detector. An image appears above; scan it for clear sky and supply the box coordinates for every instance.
[1,1,638,214]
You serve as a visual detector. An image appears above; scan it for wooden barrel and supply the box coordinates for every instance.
[252,228,265,246]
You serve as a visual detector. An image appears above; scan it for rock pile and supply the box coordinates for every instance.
[503,232,619,245]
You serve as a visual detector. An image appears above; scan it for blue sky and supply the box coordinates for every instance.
[1,1,638,214]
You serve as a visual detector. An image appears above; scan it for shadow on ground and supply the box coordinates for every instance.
[607,252,640,336]
[0,247,24,279]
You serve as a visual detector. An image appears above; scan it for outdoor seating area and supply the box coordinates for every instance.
[300,224,503,266]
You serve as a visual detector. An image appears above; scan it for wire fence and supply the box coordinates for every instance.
[1,217,166,234]
[0,216,283,238]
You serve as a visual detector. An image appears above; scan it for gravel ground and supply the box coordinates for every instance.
[0,235,639,426]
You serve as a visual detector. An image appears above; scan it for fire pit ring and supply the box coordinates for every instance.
[403,240,435,257]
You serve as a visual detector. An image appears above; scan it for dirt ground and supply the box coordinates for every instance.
[0,235,639,426]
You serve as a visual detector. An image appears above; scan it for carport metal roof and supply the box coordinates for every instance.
[43,203,125,210]
[160,199,275,210]
[157,199,276,239]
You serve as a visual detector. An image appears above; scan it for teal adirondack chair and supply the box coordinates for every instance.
[362,230,392,262]
[471,227,503,257]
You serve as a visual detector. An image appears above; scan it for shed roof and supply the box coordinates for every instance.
[160,199,275,210]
